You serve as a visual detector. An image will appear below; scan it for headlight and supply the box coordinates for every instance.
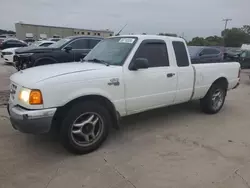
[18,88,43,105]
[3,52,13,55]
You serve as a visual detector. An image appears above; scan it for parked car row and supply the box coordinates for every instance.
[188,45,250,68]
[14,36,102,70]
[1,36,250,70]
[1,40,56,65]
[188,46,224,64]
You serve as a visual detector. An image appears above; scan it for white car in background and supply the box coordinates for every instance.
[1,40,55,65]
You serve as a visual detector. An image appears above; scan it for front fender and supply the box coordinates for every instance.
[62,88,114,106]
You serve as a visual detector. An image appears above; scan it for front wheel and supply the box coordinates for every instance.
[60,101,111,154]
[200,84,226,114]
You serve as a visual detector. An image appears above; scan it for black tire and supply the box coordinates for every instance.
[60,101,111,154]
[200,83,227,114]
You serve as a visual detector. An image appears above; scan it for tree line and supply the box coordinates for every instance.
[1,25,250,47]
[0,29,16,35]
[188,25,250,47]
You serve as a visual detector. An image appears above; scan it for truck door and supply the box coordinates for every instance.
[172,41,194,103]
[124,39,177,114]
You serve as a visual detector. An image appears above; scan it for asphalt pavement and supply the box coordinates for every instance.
[0,58,250,188]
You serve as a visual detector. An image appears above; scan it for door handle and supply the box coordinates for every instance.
[167,73,175,78]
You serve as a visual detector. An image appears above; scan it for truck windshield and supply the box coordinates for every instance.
[84,37,137,66]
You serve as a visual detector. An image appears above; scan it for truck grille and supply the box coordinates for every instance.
[10,83,17,100]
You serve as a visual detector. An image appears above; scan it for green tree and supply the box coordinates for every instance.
[241,25,250,35]
[222,28,250,47]
[188,37,207,46]
[188,36,223,46]
[205,36,223,46]
[0,29,15,35]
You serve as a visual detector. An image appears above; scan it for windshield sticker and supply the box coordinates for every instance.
[119,38,135,44]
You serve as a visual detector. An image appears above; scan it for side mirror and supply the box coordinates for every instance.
[64,46,72,52]
[130,58,149,70]
[199,52,204,56]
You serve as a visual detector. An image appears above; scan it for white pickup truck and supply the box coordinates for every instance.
[8,35,240,154]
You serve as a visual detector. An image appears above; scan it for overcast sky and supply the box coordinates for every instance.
[0,0,249,40]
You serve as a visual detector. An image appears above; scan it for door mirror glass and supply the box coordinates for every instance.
[130,58,149,70]
[64,45,72,51]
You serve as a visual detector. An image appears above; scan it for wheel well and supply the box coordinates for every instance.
[52,95,120,132]
[212,77,228,90]
[34,57,57,66]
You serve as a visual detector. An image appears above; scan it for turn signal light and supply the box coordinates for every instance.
[29,90,43,105]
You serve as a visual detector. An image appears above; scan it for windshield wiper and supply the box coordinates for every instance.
[85,58,110,66]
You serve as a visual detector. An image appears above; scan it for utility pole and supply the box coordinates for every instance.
[223,18,232,31]
[222,18,232,47]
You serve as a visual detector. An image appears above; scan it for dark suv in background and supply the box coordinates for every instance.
[14,36,103,70]
[188,46,224,64]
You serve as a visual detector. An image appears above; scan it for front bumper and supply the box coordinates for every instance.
[8,104,57,134]
[3,55,14,64]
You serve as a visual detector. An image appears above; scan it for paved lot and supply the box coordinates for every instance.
[0,58,250,188]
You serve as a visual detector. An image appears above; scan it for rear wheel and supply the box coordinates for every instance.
[200,83,226,114]
[60,101,111,154]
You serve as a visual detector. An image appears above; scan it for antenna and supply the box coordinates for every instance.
[115,24,127,36]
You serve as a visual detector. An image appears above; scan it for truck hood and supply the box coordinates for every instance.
[15,46,59,54]
[10,62,112,86]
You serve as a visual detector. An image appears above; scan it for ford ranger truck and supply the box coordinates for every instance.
[8,35,240,154]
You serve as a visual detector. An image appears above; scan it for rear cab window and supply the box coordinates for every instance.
[172,41,190,67]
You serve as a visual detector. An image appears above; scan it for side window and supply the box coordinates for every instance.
[89,39,101,49]
[40,42,53,47]
[69,39,88,49]
[133,41,169,67]
[201,48,220,55]
[246,51,250,58]
[241,51,247,58]
[172,41,189,67]
[5,40,17,45]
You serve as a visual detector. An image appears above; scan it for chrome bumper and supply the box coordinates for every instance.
[8,105,57,134]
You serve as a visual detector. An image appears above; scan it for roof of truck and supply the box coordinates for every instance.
[112,35,185,42]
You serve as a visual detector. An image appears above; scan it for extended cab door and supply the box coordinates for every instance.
[172,41,194,103]
[124,39,177,114]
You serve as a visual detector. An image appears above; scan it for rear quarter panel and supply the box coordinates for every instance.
[192,62,240,100]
